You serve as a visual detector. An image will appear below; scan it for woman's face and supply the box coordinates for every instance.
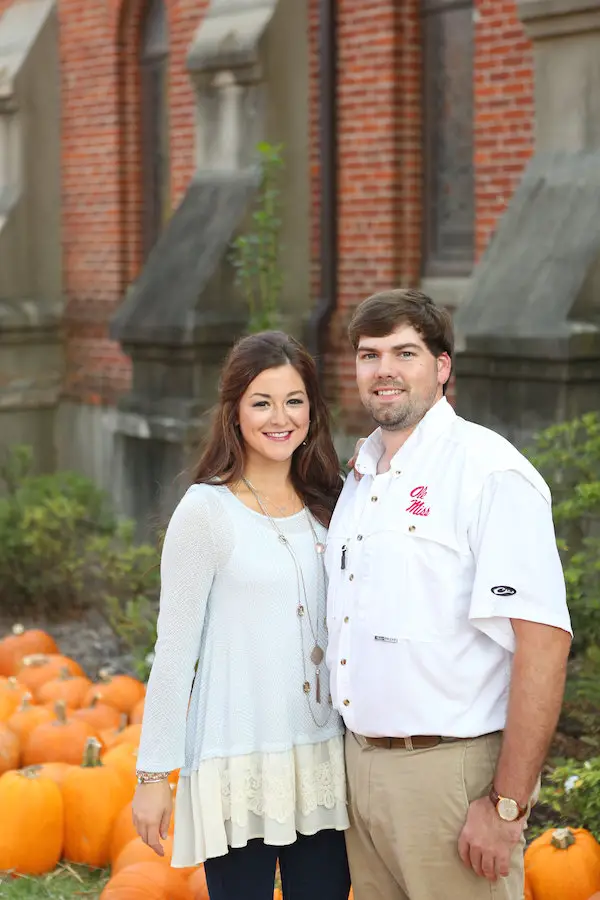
[238,364,311,465]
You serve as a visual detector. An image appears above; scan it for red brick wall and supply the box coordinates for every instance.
[474,0,534,259]
[0,0,534,429]
[61,0,203,405]
[318,0,535,432]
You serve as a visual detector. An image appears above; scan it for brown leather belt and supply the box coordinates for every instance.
[364,735,464,750]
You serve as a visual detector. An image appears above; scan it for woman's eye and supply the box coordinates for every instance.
[252,401,269,408]
[288,398,304,406]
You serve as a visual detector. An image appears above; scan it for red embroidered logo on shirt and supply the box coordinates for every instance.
[406,485,430,517]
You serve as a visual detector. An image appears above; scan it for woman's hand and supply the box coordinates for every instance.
[132,779,173,856]
[347,438,366,479]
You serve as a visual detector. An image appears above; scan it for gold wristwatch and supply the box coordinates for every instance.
[489,787,528,822]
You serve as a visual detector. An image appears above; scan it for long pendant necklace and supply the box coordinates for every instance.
[242,477,331,726]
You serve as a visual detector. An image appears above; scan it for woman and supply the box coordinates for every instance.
[133,331,351,900]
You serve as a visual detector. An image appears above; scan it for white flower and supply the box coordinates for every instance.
[564,775,579,792]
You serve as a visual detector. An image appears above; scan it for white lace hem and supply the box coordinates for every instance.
[171,736,349,865]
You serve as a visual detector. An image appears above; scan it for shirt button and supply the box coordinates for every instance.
[341,659,347,665]
[343,699,350,706]
[409,525,416,533]
[344,616,349,623]
[349,574,354,581]
[357,534,363,541]
[371,496,378,502]
[395,470,402,476]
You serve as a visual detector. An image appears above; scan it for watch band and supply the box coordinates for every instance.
[489,786,528,821]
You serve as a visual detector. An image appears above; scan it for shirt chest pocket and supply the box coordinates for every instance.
[364,519,468,643]
[324,531,349,622]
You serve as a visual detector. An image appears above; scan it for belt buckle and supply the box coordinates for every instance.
[403,736,414,751]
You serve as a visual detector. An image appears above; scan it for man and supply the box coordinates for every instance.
[325,289,572,900]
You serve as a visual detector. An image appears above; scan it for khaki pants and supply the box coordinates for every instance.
[344,730,528,900]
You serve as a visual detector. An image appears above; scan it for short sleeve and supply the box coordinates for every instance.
[468,470,572,653]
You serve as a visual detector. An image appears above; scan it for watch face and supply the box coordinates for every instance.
[497,797,519,821]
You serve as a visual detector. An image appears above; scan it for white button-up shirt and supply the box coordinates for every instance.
[325,398,572,739]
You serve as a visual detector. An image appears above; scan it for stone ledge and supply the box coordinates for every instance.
[518,0,600,38]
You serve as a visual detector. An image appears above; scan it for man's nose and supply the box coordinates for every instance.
[375,354,396,378]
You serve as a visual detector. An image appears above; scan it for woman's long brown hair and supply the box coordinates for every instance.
[194,331,343,526]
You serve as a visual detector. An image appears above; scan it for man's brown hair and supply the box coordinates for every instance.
[348,288,454,359]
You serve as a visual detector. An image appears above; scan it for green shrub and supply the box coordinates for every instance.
[0,445,160,678]
[537,756,600,840]
[526,412,600,655]
[230,141,285,333]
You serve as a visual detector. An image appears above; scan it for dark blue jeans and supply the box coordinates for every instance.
[204,829,351,900]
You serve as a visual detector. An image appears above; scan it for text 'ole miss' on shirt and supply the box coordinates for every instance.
[324,397,572,740]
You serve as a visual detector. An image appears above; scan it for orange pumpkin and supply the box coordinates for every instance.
[0,722,20,774]
[188,866,210,900]
[62,737,132,868]
[0,625,59,677]
[37,667,92,709]
[22,700,101,766]
[84,671,145,716]
[21,761,73,787]
[524,827,600,900]
[101,742,138,799]
[100,862,194,900]
[130,697,145,724]
[6,694,53,743]
[17,654,85,699]
[114,836,197,878]
[0,677,30,722]
[73,696,122,731]
[108,723,142,750]
[0,766,64,874]
[101,715,133,750]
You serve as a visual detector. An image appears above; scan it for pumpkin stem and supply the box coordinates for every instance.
[54,700,68,724]
[118,713,128,732]
[81,737,103,768]
[7,676,18,688]
[58,667,72,681]
[98,667,113,683]
[550,828,576,849]
[19,693,33,711]
[22,654,49,669]
[12,624,25,636]
[89,694,101,708]
[19,765,43,779]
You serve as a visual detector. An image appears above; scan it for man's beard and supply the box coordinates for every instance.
[366,385,438,432]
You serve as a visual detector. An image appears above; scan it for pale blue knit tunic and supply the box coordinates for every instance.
[137,483,348,864]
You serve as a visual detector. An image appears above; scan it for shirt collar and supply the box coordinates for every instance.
[355,397,456,477]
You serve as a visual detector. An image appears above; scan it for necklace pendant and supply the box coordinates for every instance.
[315,542,325,554]
[310,644,324,666]
[278,534,288,545]
[297,605,305,617]
[303,681,311,694]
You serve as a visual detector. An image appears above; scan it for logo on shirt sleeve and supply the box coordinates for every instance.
[491,585,517,596]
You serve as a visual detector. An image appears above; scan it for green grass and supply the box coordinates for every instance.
[0,865,109,900]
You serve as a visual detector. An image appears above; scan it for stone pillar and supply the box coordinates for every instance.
[0,0,63,472]
[453,0,600,448]
[110,0,310,534]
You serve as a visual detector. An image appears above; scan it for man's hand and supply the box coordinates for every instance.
[347,438,366,480]
[458,796,524,882]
